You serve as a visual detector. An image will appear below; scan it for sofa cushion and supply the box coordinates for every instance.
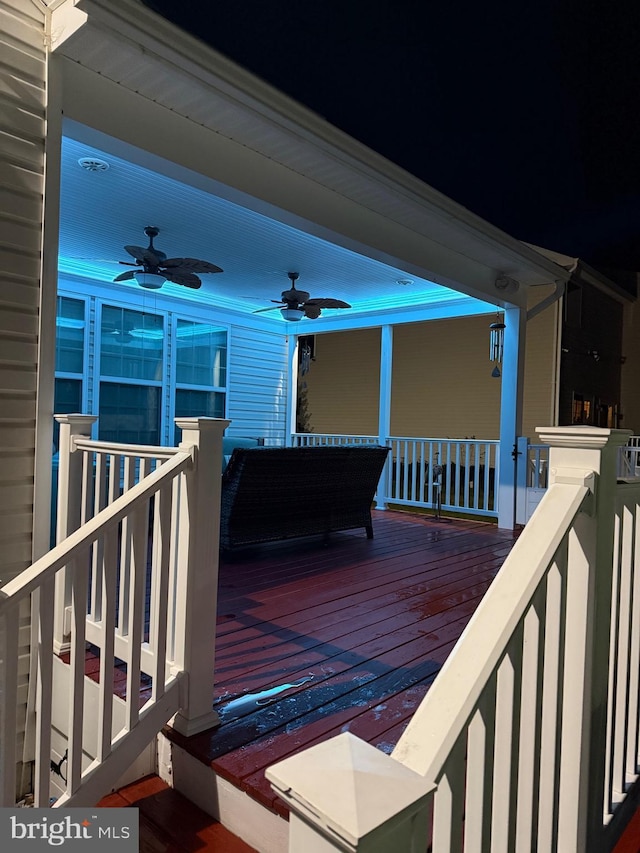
[222,436,262,470]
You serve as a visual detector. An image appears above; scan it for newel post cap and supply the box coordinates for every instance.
[536,425,631,450]
[266,732,434,849]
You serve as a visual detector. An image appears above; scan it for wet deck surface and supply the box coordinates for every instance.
[164,509,520,816]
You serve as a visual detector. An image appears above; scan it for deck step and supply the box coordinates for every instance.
[98,774,257,852]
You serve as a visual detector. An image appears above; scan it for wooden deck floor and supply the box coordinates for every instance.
[164,509,520,817]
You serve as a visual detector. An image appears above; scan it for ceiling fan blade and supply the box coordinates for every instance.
[162,257,223,274]
[163,270,202,289]
[252,304,284,313]
[305,298,351,309]
[303,305,322,319]
[124,245,161,266]
[113,270,138,281]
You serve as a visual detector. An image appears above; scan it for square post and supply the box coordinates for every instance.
[537,425,630,852]
[497,306,526,529]
[171,417,229,736]
[376,325,393,509]
[53,414,97,653]
[267,732,434,852]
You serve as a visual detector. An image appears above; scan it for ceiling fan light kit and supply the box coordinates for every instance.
[281,307,305,321]
[134,271,165,289]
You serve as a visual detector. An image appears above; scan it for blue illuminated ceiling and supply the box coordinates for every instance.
[58,131,491,324]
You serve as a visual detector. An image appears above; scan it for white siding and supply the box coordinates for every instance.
[226,325,288,444]
[0,0,47,799]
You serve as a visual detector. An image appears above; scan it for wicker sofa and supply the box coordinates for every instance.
[219,445,389,552]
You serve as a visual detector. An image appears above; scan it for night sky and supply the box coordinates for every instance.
[143,0,640,276]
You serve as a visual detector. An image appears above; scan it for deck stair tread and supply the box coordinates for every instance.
[98,775,256,852]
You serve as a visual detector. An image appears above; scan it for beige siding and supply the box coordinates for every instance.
[304,328,381,435]
[622,294,640,435]
[0,0,47,797]
[306,296,559,441]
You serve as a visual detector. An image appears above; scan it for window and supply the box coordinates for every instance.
[175,320,226,387]
[55,296,85,373]
[100,306,164,381]
[52,378,82,454]
[54,297,86,453]
[174,320,227,444]
[54,296,228,449]
[99,382,161,445]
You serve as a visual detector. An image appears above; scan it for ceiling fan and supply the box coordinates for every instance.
[254,272,351,321]
[113,226,223,290]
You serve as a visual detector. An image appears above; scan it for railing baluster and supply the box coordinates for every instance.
[464,683,496,851]
[151,482,173,701]
[627,501,640,781]
[0,603,19,806]
[515,591,544,849]
[34,581,54,806]
[97,526,117,762]
[125,503,148,731]
[67,552,89,795]
[433,737,466,851]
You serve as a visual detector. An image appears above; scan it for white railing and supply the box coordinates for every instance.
[0,415,228,808]
[292,433,500,518]
[268,427,638,852]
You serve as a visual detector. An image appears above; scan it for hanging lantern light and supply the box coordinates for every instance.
[489,317,506,370]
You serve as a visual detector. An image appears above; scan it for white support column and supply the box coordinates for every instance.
[497,306,526,529]
[537,425,630,853]
[267,732,434,853]
[287,334,299,445]
[171,417,229,736]
[53,414,97,654]
[376,325,393,509]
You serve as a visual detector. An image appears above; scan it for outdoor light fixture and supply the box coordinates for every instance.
[490,318,506,368]
[133,271,165,290]
[281,307,305,321]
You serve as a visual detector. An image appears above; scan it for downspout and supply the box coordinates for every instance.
[526,279,567,322]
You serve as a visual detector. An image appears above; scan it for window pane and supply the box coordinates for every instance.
[101,306,164,381]
[99,382,161,445]
[176,320,227,387]
[55,297,85,373]
[174,388,225,444]
[52,378,82,454]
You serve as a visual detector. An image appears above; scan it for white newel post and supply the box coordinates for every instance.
[171,417,230,736]
[267,733,434,853]
[53,414,97,654]
[536,425,630,853]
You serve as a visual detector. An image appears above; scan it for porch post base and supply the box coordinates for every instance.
[170,708,221,737]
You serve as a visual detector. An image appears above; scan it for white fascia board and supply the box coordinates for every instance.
[57,0,569,291]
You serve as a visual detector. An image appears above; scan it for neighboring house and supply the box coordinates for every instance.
[301,255,634,444]
[3,1,639,849]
